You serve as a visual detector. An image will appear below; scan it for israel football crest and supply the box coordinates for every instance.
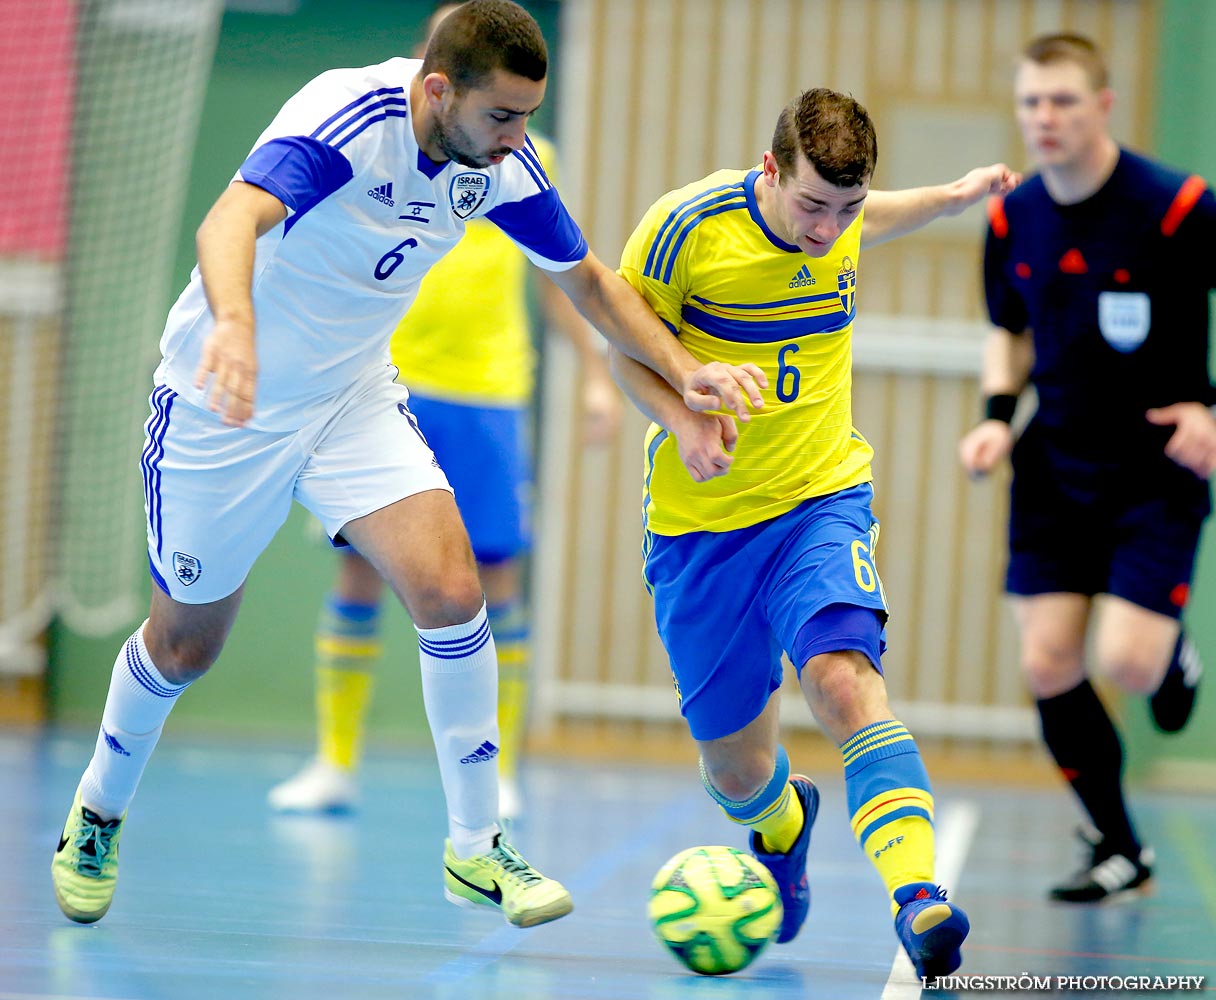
[173,551,202,586]
[1097,290,1150,352]
[449,170,491,220]
[837,256,857,314]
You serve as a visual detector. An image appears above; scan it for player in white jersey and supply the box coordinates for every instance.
[51,0,765,931]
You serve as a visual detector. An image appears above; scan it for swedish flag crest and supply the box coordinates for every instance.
[837,256,857,314]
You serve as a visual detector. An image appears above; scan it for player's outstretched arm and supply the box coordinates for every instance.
[608,347,738,483]
[549,253,767,421]
[193,181,288,426]
[861,164,1020,248]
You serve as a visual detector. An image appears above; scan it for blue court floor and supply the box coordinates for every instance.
[2,730,1214,999]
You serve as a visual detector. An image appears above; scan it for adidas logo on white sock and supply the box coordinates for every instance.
[460,740,499,764]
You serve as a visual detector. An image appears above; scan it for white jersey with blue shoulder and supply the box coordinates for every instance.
[156,56,587,430]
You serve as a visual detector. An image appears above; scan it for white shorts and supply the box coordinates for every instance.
[141,364,451,604]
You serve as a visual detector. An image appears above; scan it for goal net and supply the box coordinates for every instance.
[0,0,223,673]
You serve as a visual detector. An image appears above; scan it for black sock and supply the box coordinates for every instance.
[1150,632,1202,733]
[1037,680,1139,856]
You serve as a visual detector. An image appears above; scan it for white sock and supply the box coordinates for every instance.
[79,623,189,819]
[417,602,500,857]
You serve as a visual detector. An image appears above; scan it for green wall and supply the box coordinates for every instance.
[49,0,560,748]
[1126,0,1216,776]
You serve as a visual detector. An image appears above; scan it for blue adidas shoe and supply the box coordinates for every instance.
[750,775,819,944]
[893,882,970,982]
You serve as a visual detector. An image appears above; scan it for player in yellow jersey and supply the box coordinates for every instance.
[614,88,1017,981]
[268,4,621,820]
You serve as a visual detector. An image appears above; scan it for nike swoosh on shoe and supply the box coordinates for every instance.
[446,866,503,905]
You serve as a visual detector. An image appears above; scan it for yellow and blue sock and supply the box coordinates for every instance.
[701,745,804,853]
[315,596,381,771]
[488,599,530,782]
[842,720,936,909]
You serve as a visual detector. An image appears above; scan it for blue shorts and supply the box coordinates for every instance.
[1008,423,1210,619]
[408,392,532,564]
[643,483,889,740]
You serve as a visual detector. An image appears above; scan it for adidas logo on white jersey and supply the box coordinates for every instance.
[789,263,816,288]
[367,182,395,206]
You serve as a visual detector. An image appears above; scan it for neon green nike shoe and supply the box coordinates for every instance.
[51,785,126,924]
[443,834,573,928]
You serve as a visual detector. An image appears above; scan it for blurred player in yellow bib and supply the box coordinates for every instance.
[268,5,620,821]
[614,87,1017,980]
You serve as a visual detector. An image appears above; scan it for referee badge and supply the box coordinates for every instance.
[449,170,491,220]
[1097,290,1150,352]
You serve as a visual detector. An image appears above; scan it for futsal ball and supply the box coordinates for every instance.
[648,845,783,976]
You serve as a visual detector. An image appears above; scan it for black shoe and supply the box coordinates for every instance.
[1150,637,1202,734]
[1049,828,1154,904]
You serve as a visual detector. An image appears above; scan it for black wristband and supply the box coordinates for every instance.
[984,393,1018,424]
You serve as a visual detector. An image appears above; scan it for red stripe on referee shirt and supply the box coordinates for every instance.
[1161,175,1207,237]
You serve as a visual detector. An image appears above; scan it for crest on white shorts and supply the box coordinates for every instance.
[449,170,491,219]
[173,551,202,587]
[1097,290,1151,353]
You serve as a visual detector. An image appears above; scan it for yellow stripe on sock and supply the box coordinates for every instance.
[841,721,905,750]
[842,733,916,768]
[741,783,804,855]
[745,789,791,828]
[850,787,935,840]
[316,636,383,659]
[841,724,911,767]
[496,645,528,667]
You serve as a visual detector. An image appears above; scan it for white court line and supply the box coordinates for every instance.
[881,800,982,999]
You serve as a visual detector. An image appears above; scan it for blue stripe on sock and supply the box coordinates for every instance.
[857,804,934,847]
[125,636,185,699]
[418,619,491,659]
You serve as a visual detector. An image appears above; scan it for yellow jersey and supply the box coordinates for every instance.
[619,168,873,535]
[390,135,557,405]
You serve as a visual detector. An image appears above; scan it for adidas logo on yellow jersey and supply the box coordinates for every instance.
[788,264,816,288]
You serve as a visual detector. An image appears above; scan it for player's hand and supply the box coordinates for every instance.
[945,164,1021,214]
[673,410,738,482]
[195,318,257,426]
[682,362,767,421]
[1146,402,1216,478]
[581,369,623,446]
[958,420,1014,478]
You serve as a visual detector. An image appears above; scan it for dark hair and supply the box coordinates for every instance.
[1022,32,1108,90]
[420,0,548,93]
[771,88,877,189]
